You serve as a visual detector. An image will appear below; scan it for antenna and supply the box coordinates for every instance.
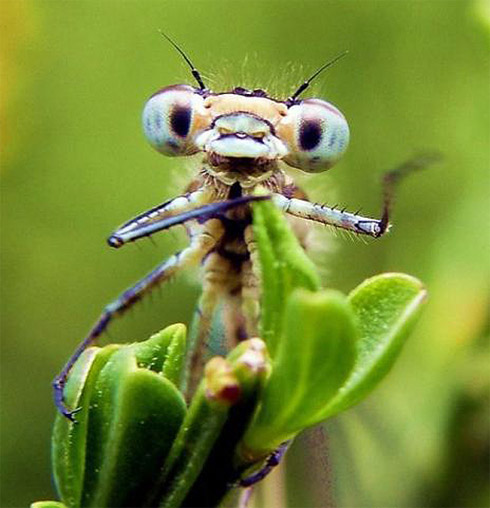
[287,50,349,103]
[158,30,206,90]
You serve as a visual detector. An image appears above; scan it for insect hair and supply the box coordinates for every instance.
[206,58,319,101]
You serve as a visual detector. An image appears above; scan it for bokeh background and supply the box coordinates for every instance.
[1,1,488,507]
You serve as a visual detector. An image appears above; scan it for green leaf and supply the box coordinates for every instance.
[52,345,120,508]
[242,199,427,466]
[242,289,357,457]
[252,197,321,356]
[31,502,68,508]
[81,348,186,508]
[181,340,271,507]
[155,382,231,508]
[320,272,427,418]
[132,323,186,386]
[52,325,188,508]
[155,339,270,508]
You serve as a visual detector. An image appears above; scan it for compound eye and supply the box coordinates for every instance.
[278,98,350,172]
[142,84,205,156]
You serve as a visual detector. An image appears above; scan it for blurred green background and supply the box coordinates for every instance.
[1,1,488,507]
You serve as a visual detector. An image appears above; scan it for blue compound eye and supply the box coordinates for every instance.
[278,98,350,172]
[142,84,205,156]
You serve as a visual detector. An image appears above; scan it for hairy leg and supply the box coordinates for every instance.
[108,188,212,247]
[273,154,438,237]
[108,194,265,247]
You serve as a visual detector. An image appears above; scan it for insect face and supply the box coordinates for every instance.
[142,85,350,178]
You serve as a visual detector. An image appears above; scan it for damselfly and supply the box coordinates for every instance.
[53,34,431,420]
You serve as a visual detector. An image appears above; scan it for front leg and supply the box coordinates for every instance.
[108,188,213,247]
[108,195,268,247]
[274,154,437,237]
[272,193,385,237]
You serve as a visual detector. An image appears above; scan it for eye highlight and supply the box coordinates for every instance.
[278,98,350,173]
[142,84,205,157]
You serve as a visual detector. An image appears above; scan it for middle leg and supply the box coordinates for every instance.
[54,219,224,419]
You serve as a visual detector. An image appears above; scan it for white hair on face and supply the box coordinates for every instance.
[205,57,322,101]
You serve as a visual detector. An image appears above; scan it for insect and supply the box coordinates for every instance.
[53,34,431,421]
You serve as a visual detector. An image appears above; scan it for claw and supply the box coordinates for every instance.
[355,220,382,237]
[63,406,82,423]
[53,377,81,422]
[239,441,290,488]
